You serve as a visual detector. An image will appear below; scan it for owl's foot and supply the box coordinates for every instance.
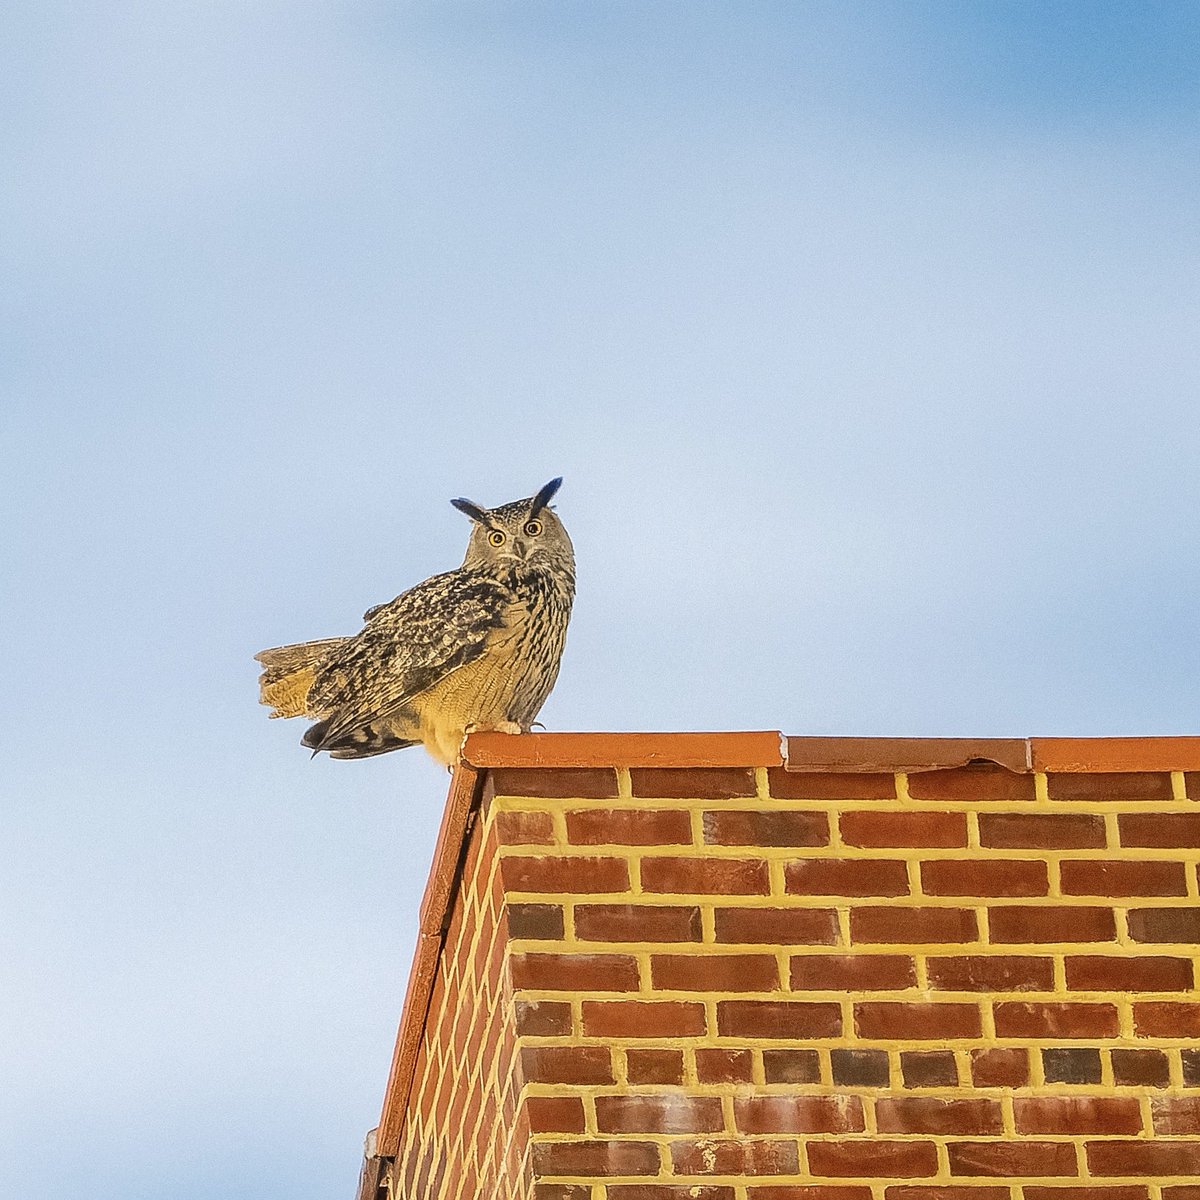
[464,720,523,736]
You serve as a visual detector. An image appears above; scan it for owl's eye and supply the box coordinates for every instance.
[488,530,507,548]
[523,519,543,537]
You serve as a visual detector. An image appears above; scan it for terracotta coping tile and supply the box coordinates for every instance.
[464,730,786,768]
[1031,736,1200,773]
[785,736,1030,774]
[466,731,1200,773]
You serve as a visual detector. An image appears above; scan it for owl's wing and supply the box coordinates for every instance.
[304,569,513,750]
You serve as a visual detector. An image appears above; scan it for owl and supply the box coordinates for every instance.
[255,478,575,764]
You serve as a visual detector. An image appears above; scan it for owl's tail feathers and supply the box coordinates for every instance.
[254,639,347,719]
[302,716,419,759]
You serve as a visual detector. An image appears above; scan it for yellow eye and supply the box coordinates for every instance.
[523,519,543,537]
[488,530,506,547]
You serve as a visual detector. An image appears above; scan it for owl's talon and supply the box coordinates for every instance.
[464,720,522,737]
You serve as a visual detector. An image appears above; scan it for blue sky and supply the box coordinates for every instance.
[3,3,1198,1197]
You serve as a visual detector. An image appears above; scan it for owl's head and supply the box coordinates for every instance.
[452,477,575,575]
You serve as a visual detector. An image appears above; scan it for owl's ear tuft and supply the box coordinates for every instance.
[530,477,563,516]
[451,497,490,524]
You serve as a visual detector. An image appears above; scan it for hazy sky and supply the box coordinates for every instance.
[3,3,1199,1197]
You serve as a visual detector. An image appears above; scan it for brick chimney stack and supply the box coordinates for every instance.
[357,733,1200,1199]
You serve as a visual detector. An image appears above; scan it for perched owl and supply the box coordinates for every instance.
[255,478,575,764]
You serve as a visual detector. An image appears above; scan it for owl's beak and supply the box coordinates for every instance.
[512,538,527,559]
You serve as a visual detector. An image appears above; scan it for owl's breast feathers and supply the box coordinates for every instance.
[297,563,573,762]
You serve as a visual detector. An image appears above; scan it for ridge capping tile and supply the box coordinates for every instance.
[462,730,785,768]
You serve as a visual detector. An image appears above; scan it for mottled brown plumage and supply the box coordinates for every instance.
[255,478,575,764]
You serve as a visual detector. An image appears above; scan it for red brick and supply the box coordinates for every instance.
[501,855,629,894]
[734,1094,865,1134]
[1133,1001,1200,1036]
[651,952,780,991]
[609,1190,734,1200]
[1043,1046,1102,1084]
[927,954,1054,992]
[856,1001,982,1040]
[1119,812,1200,847]
[831,1048,889,1085]
[785,857,910,896]
[1185,1048,1200,1085]
[704,809,829,846]
[574,903,702,942]
[714,906,840,944]
[1127,906,1200,942]
[1151,1096,1200,1134]
[495,809,555,844]
[1065,954,1193,991]
[506,901,564,939]
[521,1045,613,1084]
[1048,771,1173,801]
[908,766,1036,801]
[531,1140,660,1177]
[752,1190,873,1200]
[1165,1190,1200,1200]
[717,999,842,1038]
[510,952,639,992]
[922,859,1048,896]
[791,953,916,990]
[886,1191,1010,1200]
[763,1048,821,1083]
[514,999,572,1036]
[1111,1048,1170,1087]
[625,1048,683,1085]
[631,767,756,798]
[491,766,618,798]
[642,857,769,895]
[695,1047,753,1083]
[1086,1140,1200,1176]
[768,768,895,799]
[670,1138,799,1176]
[582,1000,707,1038]
[901,1050,959,1087]
[608,1190,734,1200]
[875,1098,1003,1135]
[852,906,978,944]
[979,812,1106,849]
[993,1001,1118,1038]
[970,1047,1029,1087]
[525,1095,586,1133]
[566,808,692,845]
[1060,859,1187,896]
[840,811,967,848]
[808,1140,938,1178]
[595,1094,724,1134]
[1014,1097,1143,1135]
[947,1140,1077,1177]
[534,1187,591,1200]
[988,905,1115,943]
[1024,1191,1148,1200]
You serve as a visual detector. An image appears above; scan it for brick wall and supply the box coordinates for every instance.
[371,736,1200,1200]
[392,796,534,1200]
